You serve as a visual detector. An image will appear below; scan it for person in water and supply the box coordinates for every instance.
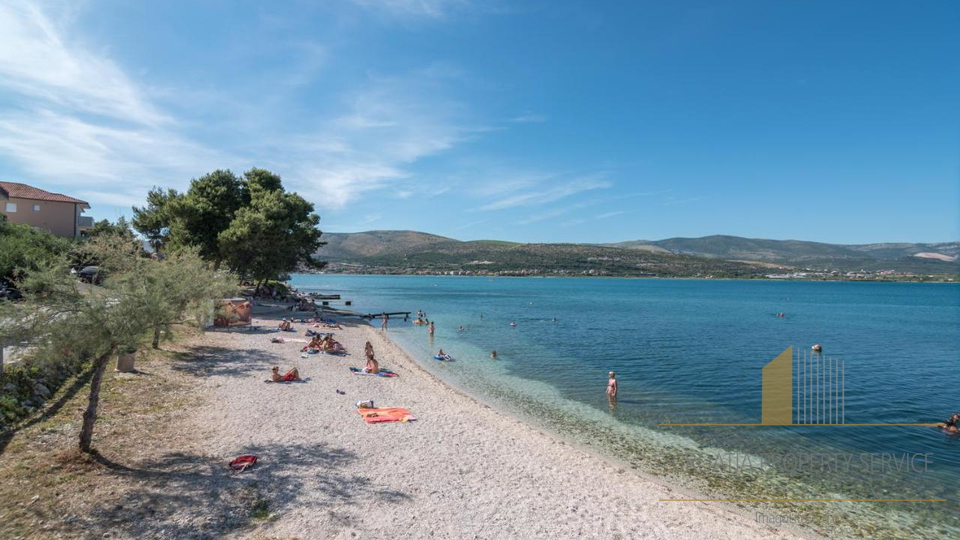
[458,325,465,332]
[437,349,451,361]
[271,366,300,382]
[428,322,435,336]
[381,313,389,331]
[490,350,497,359]
[606,371,618,402]
[938,412,960,433]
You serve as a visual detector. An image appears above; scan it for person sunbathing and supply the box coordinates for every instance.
[278,319,293,331]
[321,335,347,353]
[302,335,324,352]
[271,366,300,382]
[364,356,380,374]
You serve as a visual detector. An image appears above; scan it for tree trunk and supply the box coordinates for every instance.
[152,325,161,349]
[78,349,114,454]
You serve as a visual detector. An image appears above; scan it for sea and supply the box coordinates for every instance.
[289,275,960,539]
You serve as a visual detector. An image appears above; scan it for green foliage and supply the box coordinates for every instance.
[219,186,325,283]
[131,168,324,281]
[84,217,135,240]
[166,169,246,264]
[131,188,179,251]
[0,219,73,282]
[0,232,238,438]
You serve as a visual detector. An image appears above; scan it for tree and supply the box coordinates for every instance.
[131,188,179,252]
[0,232,236,453]
[0,218,73,282]
[166,170,245,266]
[218,175,325,285]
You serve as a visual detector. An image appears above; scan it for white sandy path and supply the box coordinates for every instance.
[188,320,814,540]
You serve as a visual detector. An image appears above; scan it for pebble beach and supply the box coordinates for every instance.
[180,303,814,540]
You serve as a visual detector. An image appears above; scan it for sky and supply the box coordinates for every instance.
[0,0,957,244]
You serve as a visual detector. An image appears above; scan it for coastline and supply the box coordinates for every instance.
[309,272,959,284]
[183,302,816,539]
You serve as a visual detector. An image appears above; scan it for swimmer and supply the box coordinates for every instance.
[490,350,497,359]
[429,322,435,336]
[510,322,517,327]
[937,412,960,433]
[458,325,466,332]
[606,371,618,403]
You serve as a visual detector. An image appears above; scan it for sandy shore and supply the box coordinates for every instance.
[181,306,813,540]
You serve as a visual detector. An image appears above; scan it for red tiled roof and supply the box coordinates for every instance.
[0,182,89,205]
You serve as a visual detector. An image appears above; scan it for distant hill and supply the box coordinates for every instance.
[606,235,959,272]
[316,231,959,277]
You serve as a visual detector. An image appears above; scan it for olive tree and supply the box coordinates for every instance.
[0,233,236,453]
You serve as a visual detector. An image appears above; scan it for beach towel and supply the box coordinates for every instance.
[229,454,257,471]
[357,407,415,424]
[349,367,398,378]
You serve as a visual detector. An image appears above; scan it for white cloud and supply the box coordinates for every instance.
[480,174,611,211]
[0,1,168,126]
[509,112,548,123]
[350,0,467,19]
[596,210,625,219]
[0,2,230,209]
[280,74,478,209]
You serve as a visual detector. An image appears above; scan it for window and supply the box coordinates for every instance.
[4,202,15,213]
[33,204,41,212]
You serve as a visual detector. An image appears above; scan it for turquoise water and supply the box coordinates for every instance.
[291,275,960,538]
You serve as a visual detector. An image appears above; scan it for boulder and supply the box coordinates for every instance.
[34,383,51,399]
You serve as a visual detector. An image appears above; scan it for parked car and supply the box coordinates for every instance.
[78,266,106,285]
[0,280,22,301]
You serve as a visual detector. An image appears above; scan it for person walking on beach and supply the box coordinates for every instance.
[606,371,618,404]
[381,313,389,331]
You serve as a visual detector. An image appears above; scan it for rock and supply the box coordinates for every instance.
[34,383,51,399]
[3,383,16,393]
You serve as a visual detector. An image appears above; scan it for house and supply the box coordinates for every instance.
[0,181,93,238]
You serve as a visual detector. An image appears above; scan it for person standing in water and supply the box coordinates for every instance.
[381,313,389,331]
[606,371,618,403]
[490,350,497,359]
[428,321,435,336]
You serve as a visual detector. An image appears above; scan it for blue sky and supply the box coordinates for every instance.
[0,0,957,244]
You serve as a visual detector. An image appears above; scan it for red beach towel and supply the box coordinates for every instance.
[229,454,258,471]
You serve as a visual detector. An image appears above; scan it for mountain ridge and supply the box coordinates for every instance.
[316,231,959,276]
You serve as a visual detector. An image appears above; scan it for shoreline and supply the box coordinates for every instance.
[182,301,817,539]
[307,272,959,284]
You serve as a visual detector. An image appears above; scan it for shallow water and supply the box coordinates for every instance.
[290,275,960,538]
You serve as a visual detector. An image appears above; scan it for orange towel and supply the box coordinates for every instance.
[357,407,416,424]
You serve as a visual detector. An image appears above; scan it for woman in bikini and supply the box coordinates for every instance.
[271,366,300,382]
[606,371,618,403]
